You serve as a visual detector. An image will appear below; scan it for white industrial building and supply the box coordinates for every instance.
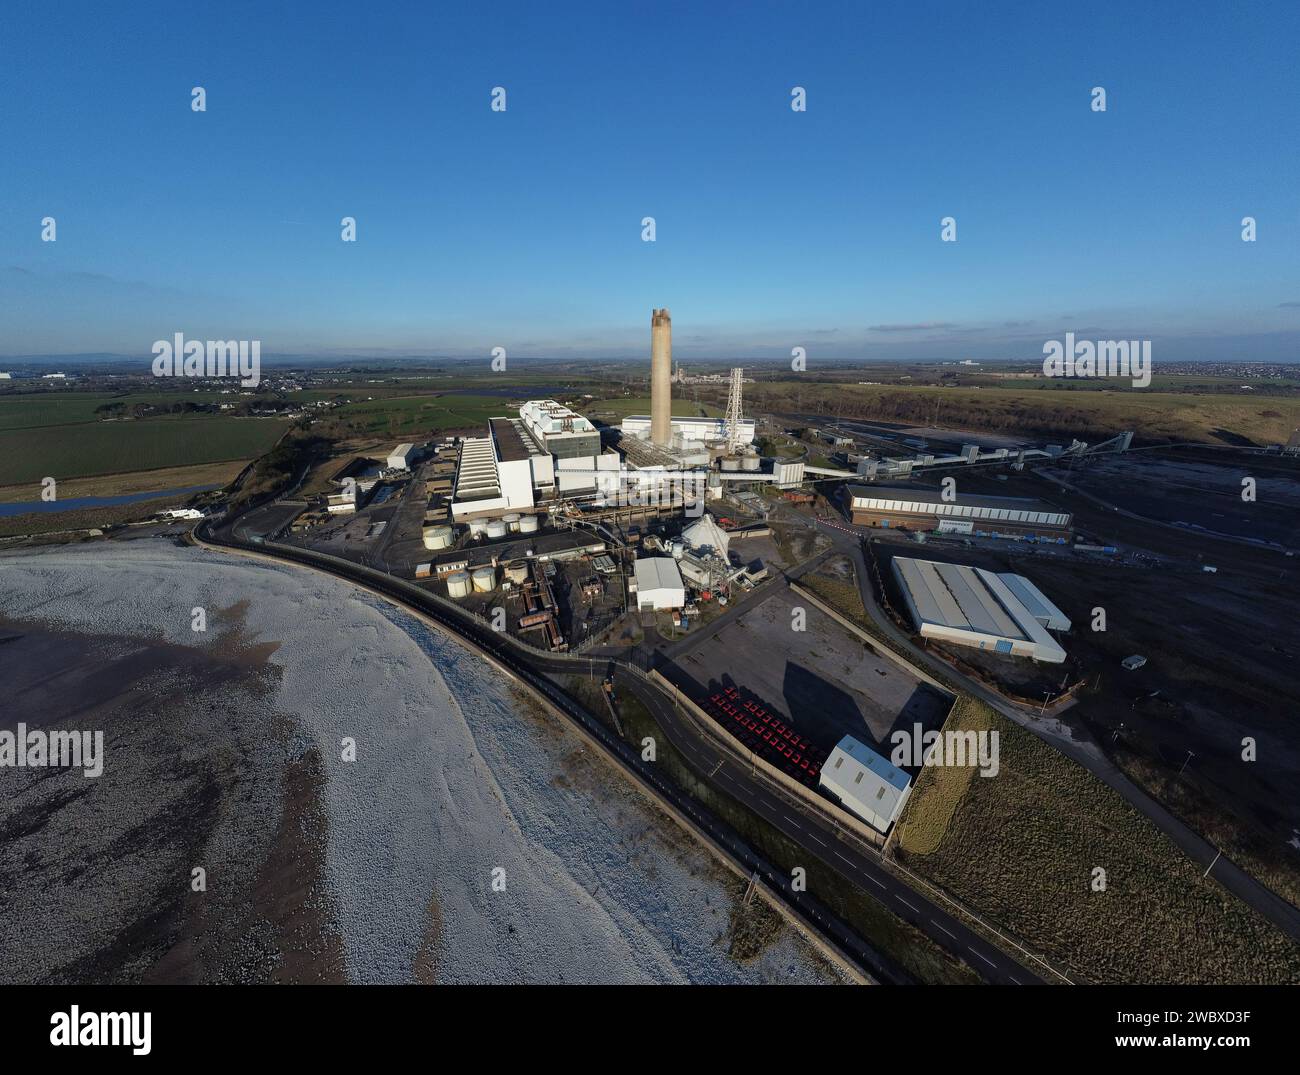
[663,513,746,591]
[890,556,1069,663]
[387,443,417,470]
[555,451,623,495]
[326,486,357,514]
[772,459,806,487]
[621,414,755,449]
[631,557,686,611]
[519,400,602,459]
[846,485,1072,539]
[450,417,552,521]
[819,735,913,833]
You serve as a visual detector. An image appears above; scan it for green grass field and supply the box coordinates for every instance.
[0,394,118,431]
[894,698,1300,984]
[0,390,253,432]
[0,416,286,487]
[332,393,506,435]
[581,395,722,419]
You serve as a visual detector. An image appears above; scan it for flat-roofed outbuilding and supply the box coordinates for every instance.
[819,735,913,833]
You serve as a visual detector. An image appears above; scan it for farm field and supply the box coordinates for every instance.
[972,373,1300,392]
[0,415,286,486]
[746,380,1300,446]
[0,390,255,431]
[581,396,723,419]
[894,698,1300,984]
[332,393,506,436]
[0,460,247,504]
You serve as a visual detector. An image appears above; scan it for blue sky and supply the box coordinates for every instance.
[2,0,1298,361]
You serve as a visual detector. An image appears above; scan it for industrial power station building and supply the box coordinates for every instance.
[621,413,756,449]
[846,485,1072,540]
[518,400,602,459]
[890,556,1070,663]
[448,311,768,525]
[450,417,553,521]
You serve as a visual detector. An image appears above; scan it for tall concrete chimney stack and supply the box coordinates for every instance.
[650,307,672,446]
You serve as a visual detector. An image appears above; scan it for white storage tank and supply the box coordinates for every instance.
[485,518,508,539]
[471,566,496,592]
[741,453,761,472]
[503,513,521,532]
[446,570,472,599]
[422,525,453,550]
[721,457,741,471]
[468,520,488,538]
[518,513,539,534]
[504,562,529,584]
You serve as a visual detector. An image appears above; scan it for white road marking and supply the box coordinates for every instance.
[898,897,919,912]
[971,949,998,968]
[931,919,955,939]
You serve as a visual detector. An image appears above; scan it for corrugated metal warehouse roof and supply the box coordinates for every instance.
[633,556,685,593]
[997,573,1072,632]
[846,484,1064,513]
[890,556,1068,663]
